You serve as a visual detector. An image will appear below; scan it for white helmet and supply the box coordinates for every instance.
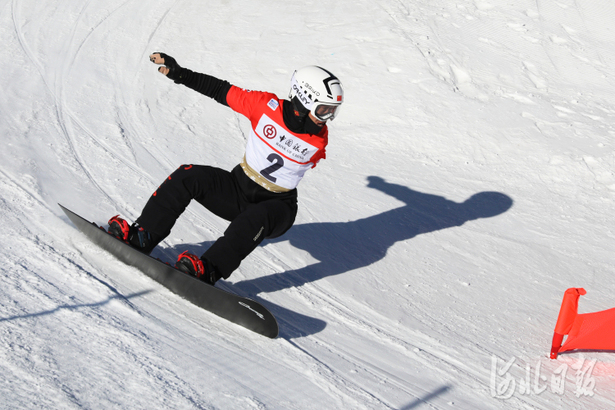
[289,66,344,121]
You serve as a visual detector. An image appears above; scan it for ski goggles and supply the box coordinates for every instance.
[312,103,341,121]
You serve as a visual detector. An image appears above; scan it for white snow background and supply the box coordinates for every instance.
[2,0,615,408]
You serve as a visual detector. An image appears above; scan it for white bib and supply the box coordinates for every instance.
[245,114,319,190]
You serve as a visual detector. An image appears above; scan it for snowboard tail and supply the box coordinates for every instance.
[59,204,278,338]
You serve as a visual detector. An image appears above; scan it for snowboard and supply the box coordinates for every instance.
[59,204,278,338]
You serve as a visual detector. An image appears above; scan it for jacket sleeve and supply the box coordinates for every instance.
[171,67,233,106]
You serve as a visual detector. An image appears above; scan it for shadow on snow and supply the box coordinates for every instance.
[237,176,512,293]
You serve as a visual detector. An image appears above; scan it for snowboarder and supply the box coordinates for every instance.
[108,52,344,286]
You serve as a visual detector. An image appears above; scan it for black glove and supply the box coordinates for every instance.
[151,52,183,83]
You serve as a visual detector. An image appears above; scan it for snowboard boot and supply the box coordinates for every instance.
[108,215,160,255]
[175,251,221,285]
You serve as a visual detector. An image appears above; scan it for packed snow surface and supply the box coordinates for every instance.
[2,0,615,408]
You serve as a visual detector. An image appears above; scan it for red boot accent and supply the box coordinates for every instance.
[175,251,205,277]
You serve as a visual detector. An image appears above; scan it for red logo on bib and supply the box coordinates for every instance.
[263,124,277,139]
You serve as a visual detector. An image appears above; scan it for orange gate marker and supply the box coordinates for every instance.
[551,288,615,359]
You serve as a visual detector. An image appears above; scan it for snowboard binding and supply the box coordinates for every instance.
[108,215,130,241]
[176,251,220,285]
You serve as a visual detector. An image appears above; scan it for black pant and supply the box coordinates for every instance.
[136,164,298,278]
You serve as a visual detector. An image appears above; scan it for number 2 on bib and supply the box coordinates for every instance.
[260,153,284,183]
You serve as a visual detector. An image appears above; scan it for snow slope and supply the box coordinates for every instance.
[2,0,615,408]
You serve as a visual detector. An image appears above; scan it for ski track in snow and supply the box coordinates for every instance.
[2,0,615,409]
